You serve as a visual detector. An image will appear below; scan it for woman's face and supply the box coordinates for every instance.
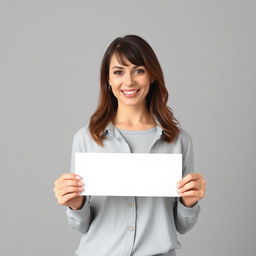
[108,54,154,108]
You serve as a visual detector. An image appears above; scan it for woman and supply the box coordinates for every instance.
[53,35,206,256]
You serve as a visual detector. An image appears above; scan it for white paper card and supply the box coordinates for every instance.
[75,152,182,197]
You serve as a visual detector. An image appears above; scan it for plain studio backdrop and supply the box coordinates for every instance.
[1,0,255,255]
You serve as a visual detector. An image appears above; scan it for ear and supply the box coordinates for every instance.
[150,74,155,83]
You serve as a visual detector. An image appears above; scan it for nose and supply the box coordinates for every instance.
[124,72,133,86]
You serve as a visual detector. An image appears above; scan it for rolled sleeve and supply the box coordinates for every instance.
[65,197,92,234]
[177,198,201,217]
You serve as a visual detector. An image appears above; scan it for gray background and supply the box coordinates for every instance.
[1,0,255,255]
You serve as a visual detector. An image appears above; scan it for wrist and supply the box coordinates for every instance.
[70,196,86,210]
[179,197,196,208]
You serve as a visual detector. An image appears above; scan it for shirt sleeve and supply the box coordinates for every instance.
[173,130,201,234]
[65,130,93,234]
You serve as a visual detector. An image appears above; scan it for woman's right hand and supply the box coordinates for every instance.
[53,173,86,210]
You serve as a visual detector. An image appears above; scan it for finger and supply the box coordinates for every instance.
[177,173,201,188]
[178,180,200,193]
[54,180,84,198]
[58,192,81,205]
[55,173,82,186]
[61,173,83,181]
[179,189,201,197]
[60,179,85,188]
[58,186,84,197]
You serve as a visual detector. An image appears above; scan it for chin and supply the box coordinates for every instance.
[121,100,143,107]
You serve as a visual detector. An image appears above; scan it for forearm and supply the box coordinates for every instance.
[65,196,92,234]
[173,197,201,234]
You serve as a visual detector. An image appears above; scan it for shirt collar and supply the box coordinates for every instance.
[104,120,164,140]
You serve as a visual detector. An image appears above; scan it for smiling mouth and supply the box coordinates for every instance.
[121,89,140,97]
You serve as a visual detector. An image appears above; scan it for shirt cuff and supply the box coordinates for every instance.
[65,197,90,219]
[177,198,201,217]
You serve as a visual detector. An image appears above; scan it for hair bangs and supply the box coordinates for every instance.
[114,43,145,67]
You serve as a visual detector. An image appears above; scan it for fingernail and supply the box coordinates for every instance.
[76,175,82,179]
[78,181,84,186]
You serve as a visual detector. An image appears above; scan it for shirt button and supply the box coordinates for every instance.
[128,225,134,231]
[128,202,134,207]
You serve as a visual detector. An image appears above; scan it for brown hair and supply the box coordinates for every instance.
[89,35,181,146]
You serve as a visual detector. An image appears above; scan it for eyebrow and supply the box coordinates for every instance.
[111,65,142,70]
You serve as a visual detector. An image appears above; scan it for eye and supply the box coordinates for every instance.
[113,68,145,76]
[134,69,145,74]
[113,70,122,75]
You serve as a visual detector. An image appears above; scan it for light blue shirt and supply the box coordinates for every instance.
[65,121,201,256]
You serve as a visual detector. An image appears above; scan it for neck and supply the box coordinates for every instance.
[113,101,156,127]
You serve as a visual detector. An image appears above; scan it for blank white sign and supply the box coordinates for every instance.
[75,152,182,197]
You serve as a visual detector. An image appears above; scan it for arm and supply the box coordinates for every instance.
[65,195,93,234]
[65,130,93,234]
[173,131,201,234]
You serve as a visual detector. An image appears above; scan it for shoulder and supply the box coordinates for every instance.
[74,123,92,138]
[178,127,192,142]
[177,127,193,151]
[71,124,95,151]
[72,124,92,143]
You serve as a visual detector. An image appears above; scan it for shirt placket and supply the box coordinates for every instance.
[114,129,162,255]
[115,136,136,255]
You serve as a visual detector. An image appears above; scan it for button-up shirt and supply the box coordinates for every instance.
[65,121,201,256]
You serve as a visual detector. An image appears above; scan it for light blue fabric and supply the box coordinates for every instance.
[117,126,157,153]
[65,121,201,256]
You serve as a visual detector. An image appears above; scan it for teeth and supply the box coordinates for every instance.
[122,90,138,95]
[124,91,137,94]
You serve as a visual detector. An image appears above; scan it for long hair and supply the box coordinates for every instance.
[89,35,181,147]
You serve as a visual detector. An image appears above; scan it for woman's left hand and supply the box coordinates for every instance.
[177,173,206,208]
